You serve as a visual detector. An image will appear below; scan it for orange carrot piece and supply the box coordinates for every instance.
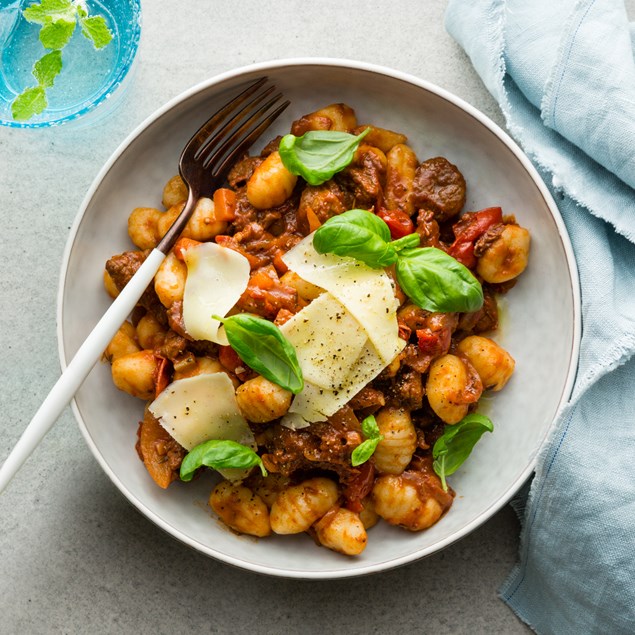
[306,207,322,232]
[173,237,202,260]
[213,188,237,221]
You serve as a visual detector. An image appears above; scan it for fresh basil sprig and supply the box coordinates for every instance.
[432,413,494,492]
[180,439,267,481]
[313,209,484,313]
[313,209,397,267]
[396,247,484,313]
[351,415,384,466]
[216,313,304,394]
[279,128,370,186]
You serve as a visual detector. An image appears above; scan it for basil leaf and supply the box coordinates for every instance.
[395,247,484,313]
[351,415,383,466]
[351,437,382,467]
[219,314,304,394]
[432,413,494,491]
[180,439,266,481]
[360,414,381,439]
[313,209,397,268]
[279,128,370,186]
[391,233,420,253]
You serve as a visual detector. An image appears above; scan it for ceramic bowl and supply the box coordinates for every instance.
[57,59,580,578]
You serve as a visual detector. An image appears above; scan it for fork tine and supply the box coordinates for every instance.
[179,77,268,164]
[198,92,286,169]
[158,84,287,253]
[193,85,277,163]
[208,99,290,179]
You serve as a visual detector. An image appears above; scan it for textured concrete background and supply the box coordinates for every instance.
[0,0,595,632]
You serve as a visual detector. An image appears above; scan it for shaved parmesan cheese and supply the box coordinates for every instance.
[149,373,255,450]
[149,372,256,480]
[279,235,406,429]
[282,341,389,429]
[279,292,367,389]
[182,242,250,345]
[282,235,402,364]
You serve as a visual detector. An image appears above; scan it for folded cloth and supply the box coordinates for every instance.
[445,1,635,633]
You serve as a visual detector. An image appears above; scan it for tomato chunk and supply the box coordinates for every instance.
[449,207,503,268]
[377,209,415,239]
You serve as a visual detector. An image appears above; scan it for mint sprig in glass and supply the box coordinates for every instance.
[11,0,114,121]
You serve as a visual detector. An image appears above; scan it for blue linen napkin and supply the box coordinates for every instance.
[445,1,635,633]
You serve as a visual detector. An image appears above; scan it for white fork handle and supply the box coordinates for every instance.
[0,248,167,494]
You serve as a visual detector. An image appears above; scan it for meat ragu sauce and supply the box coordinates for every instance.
[103,103,530,556]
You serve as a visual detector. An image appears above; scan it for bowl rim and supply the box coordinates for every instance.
[0,0,142,129]
[56,57,582,578]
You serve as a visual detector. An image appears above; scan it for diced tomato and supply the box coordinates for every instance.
[448,207,503,268]
[218,345,243,374]
[377,209,415,239]
[153,355,171,398]
[249,267,276,290]
[274,308,295,326]
[343,461,375,512]
[416,328,440,353]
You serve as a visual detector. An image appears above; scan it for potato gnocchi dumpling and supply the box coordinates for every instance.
[102,102,530,556]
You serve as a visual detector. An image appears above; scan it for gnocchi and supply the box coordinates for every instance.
[209,481,271,537]
[313,506,367,555]
[270,477,339,534]
[476,224,531,283]
[457,335,515,391]
[247,151,297,210]
[235,375,292,423]
[372,407,417,474]
[426,354,483,424]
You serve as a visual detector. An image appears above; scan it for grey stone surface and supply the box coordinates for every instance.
[0,1,535,633]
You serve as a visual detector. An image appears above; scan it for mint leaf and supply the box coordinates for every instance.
[13,0,114,121]
[39,17,75,49]
[80,15,113,49]
[23,0,75,25]
[33,50,63,87]
[11,86,47,121]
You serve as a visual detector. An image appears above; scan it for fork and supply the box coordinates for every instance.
[0,78,289,493]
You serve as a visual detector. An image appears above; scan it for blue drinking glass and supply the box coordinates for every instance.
[0,0,141,128]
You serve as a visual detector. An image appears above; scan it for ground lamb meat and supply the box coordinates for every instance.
[297,181,355,229]
[412,157,466,222]
[261,421,362,481]
[227,155,263,189]
[336,146,386,208]
[106,250,166,322]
